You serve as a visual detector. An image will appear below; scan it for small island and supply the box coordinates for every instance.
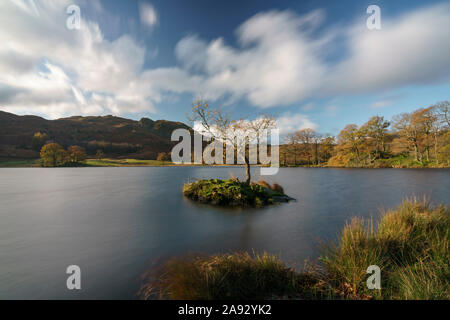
[183,179,294,207]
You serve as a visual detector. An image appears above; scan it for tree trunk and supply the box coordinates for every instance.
[355,148,360,164]
[314,143,319,165]
[244,156,251,184]
[434,134,439,164]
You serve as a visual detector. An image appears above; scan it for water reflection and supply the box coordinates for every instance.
[0,167,448,299]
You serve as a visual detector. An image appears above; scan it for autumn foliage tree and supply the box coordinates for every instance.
[284,129,335,166]
[67,145,87,164]
[393,106,444,163]
[31,132,49,151]
[40,143,67,167]
[360,116,390,160]
[331,124,365,166]
[287,101,449,167]
[157,152,170,161]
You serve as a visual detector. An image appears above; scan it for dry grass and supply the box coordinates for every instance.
[140,252,318,300]
[257,180,272,189]
[141,198,449,300]
[257,180,285,194]
[272,183,284,194]
[321,197,449,299]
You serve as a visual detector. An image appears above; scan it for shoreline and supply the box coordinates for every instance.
[0,163,448,169]
[0,158,448,169]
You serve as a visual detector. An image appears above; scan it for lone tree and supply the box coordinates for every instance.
[40,143,67,167]
[157,152,170,161]
[96,149,104,160]
[189,99,276,184]
[67,145,87,164]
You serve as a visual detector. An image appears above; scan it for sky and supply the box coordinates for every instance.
[0,0,449,136]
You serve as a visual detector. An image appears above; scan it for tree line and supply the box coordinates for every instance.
[31,132,141,156]
[282,101,449,167]
[39,143,88,167]
[33,100,449,168]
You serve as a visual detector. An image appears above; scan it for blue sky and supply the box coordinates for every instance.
[0,0,449,136]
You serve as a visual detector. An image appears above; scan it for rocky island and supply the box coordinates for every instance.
[182,179,294,207]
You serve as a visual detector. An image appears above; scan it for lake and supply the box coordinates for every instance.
[0,167,448,299]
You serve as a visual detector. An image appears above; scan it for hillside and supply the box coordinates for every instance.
[0,111,191,160]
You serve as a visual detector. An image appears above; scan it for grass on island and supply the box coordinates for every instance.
[141,198,449,300]
[182,179,287,207]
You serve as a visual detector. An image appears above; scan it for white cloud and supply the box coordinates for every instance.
[172,10,327,108]
[165,4,450,108]
[370,100,391,108]
[139,2,158,27]
[276,113,319,135]
[369,93,402,109]
[0,1,449,120]
[325,3,450,94]
[299,103,316,111]
[0,0,156,118]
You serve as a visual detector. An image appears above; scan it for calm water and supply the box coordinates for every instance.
[0,167,448,299]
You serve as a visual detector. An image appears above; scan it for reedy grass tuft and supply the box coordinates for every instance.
[257,180,272,189]
[320,197,449,299]
[140,252,319,300]
[257,180,285,194]
[271,183,284,194]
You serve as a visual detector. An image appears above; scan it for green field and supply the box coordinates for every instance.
[0,159,40,167]
[0,158,182,167]
[85,158,175,167]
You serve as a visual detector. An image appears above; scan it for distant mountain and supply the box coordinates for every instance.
[0,110,191,159]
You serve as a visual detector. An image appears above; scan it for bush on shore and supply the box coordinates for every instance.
[140,252,319,300]
[182,179,286,207]
[321,197,449,300]
[141,198,449,300]
[326,154,450,168]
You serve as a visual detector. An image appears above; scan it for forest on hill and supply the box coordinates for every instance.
[0,111,190,160]
[1,101,448,168]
